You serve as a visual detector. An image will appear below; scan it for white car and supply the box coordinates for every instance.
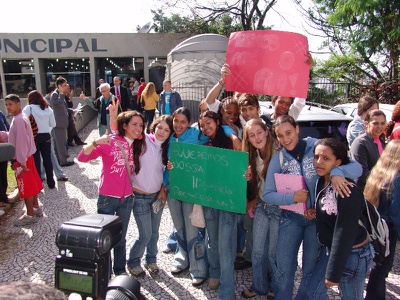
[259,102,353,145]
[331,103,395,122]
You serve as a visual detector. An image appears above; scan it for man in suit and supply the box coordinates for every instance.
[50,77,74,167]
[110,76,131,111]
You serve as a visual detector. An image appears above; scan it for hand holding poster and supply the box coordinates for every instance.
[225,30,311,98]
[169,142,248,214]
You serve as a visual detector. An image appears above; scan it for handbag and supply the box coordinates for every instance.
[189,204,206,228]
[115,140,134,186]
[29,107,38,140]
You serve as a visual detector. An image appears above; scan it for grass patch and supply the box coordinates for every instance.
[6,162,17,195]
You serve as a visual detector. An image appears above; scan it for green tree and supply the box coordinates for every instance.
[303,0,400,103]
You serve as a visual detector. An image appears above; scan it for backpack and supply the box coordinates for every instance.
[358,198,390,264]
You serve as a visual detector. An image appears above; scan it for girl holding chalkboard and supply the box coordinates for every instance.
[166,107,209,287]
[241,118,277,299]
[262,115,362,300]
[197,110,237,299]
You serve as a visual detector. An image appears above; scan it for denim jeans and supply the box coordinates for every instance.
[168,197,208,279]
[307,243,373,300]
[97,194,133,275]
[166,227,178,252]
[366,224,398,300]
[236,214,246,253]
[242,213,253,262]
[272,210,320,300]
[251,201,281,295]
[204,207,237,299]
[127,191,163,267]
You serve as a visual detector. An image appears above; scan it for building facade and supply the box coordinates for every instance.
[0,32,190,99]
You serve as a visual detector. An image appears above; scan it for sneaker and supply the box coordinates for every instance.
[192,278,206,287]
[144,263,159,276]
[128,266,145,277]
[208,278,220,290]
[33,207,43,217]
[14,215,37,226]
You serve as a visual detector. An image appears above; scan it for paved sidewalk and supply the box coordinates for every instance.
[0,118,399,299]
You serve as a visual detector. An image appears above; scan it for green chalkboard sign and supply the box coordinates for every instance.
[169,142,248,214]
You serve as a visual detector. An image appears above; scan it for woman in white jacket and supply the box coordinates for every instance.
[23,90,56,189]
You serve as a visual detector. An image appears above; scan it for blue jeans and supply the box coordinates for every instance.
[166,227,178,252]
[251,201,281,295]
[272,210,320,300]
[204,207,237,299]
[236,214,246,253]
[366,224,398,300]
[127,191,163,267]
[307,243,373,299]
[97,194,133,275]
[168,197,208,279]
[242,213,253,262]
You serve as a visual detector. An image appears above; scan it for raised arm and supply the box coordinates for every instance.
[205,63,230,105]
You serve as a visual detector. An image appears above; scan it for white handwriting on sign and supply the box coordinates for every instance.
[192,176,233,195]
[172,148,229,167]
[174,160,204,173]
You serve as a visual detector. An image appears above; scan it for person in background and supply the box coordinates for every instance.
[307,138,373,299]
[385,100,400,140]
[23,90,56,189]
[111,76,131,111]
[364,139,400,300]
[0,94,43,226]
[140,82,159,132]
[158,80,182,116]
[78,108,145,276]
[51,77,74,167]
[129,77,140,111]
[80,83,122,136]
[95,78,105,99]
[64,84,86,147]
[269,95,305,121]
[44,86,69,182]
[350,109,386,191]
[346,95,379,147]
[136,77,146,113]
[241,118,278,299]
[0,110,10,207]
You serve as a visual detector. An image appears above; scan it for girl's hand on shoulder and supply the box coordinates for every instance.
[294,189,308,203]
[332,176,353,198]
[166,161,174,170]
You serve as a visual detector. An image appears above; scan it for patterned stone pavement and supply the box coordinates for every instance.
[0,118,399,299]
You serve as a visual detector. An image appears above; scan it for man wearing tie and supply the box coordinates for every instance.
[110,76,131,111]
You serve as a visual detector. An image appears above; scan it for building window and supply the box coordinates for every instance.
[96,57,144,86]
[43,58,91,96]
[3,59,36,97]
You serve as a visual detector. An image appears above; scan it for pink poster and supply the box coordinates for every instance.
[225,30,310,98]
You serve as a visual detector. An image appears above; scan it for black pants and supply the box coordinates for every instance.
[67,113,83,144]
[33,133,55,188]
[144,109,156,133]
[0,160,8,202]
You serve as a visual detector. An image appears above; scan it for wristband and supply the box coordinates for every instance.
[92,140,98,147]
[218,79,225,86]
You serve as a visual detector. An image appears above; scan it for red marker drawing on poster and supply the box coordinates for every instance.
[225,30,310,98]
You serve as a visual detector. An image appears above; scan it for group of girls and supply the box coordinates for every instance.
[77,91,398,300]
